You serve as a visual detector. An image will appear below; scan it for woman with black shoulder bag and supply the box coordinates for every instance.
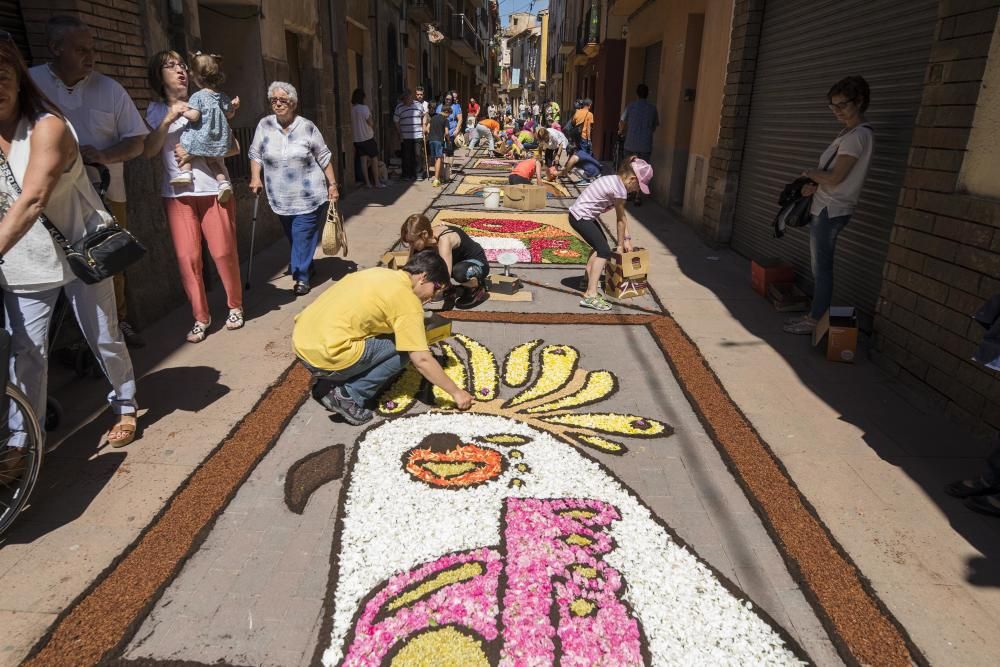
[784,76,875,335]
[0,37,139,450]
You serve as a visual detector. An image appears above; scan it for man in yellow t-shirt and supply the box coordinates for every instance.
[293,251,473,425]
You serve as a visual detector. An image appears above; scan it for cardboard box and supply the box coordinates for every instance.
[487,273,522,295]
[503,184,547,210]
[604,248,650,299]
[608,248,650,279]
[766,282,809,312]
[381,250,410,269]
[425,312,453,345]
[751,257,795,297]
[604,264,648,299]
[812,307,858,363]
[605,277,648,299]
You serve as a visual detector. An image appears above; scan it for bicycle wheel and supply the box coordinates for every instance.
[0,384,44,535]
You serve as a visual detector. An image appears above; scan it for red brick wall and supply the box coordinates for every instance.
[20,0,152,109]
[874,0,1000,431]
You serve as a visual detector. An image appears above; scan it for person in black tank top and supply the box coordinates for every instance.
[400,214,490,309]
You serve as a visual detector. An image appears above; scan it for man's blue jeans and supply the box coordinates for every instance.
[301,335,408,405]
[279,202,327,283]
[809,208,851,320]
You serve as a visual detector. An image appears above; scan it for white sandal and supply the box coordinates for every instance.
[186,318,210,343]
[225,308,244,330]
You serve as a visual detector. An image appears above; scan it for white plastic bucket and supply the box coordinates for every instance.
[483,187,501,209]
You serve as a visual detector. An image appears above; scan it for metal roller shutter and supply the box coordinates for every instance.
[732,0,938,324]
[0,0,30,63]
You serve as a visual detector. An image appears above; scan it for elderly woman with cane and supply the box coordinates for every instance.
[249,81,339,297]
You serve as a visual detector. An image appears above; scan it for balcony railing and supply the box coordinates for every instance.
[452,13,479,51]
[451,13,481,63]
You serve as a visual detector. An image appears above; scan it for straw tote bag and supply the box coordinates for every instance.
[321,201,348,256]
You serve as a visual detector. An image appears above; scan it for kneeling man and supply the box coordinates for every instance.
[293,251,474,425]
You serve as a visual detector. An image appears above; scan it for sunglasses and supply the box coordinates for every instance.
[827,99,855,111]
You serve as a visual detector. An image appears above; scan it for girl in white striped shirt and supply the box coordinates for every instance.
[568,156,653,311]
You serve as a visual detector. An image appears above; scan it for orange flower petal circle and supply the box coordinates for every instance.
[405,442,505,488]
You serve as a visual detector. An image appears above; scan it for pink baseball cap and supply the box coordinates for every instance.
[632,159,653,195]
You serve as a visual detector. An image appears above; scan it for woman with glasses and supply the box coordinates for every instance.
[248,81,339,297]
[143,50,243,343]
[0,36,139,449]
[784,76,875,335]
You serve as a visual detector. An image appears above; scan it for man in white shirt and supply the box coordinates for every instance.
[393,90,426,180]
[415,86,429,116]
[31,15,148,347]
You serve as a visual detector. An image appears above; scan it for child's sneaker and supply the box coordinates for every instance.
[218,180,233,204]
[170,172,193,185]
[579,295,612,311]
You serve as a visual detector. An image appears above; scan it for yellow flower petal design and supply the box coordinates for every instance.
[567,433,626,454]
[506,344,578,407]
[569,598,597,617]
[523,370,617,414]
[455,334,499,401]
[539,413,669,438]
[433,343,468,407]
[377,364,422,415]
[389,626,490,666]
[478,434,532,445]
[502,339,542,388]
[565,533,593,546]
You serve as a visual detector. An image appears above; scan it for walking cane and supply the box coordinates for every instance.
[244,193,260,290]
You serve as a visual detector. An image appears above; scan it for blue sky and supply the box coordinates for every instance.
[499,0,549,27]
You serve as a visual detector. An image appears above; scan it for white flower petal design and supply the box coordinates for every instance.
[322,414,805,667]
